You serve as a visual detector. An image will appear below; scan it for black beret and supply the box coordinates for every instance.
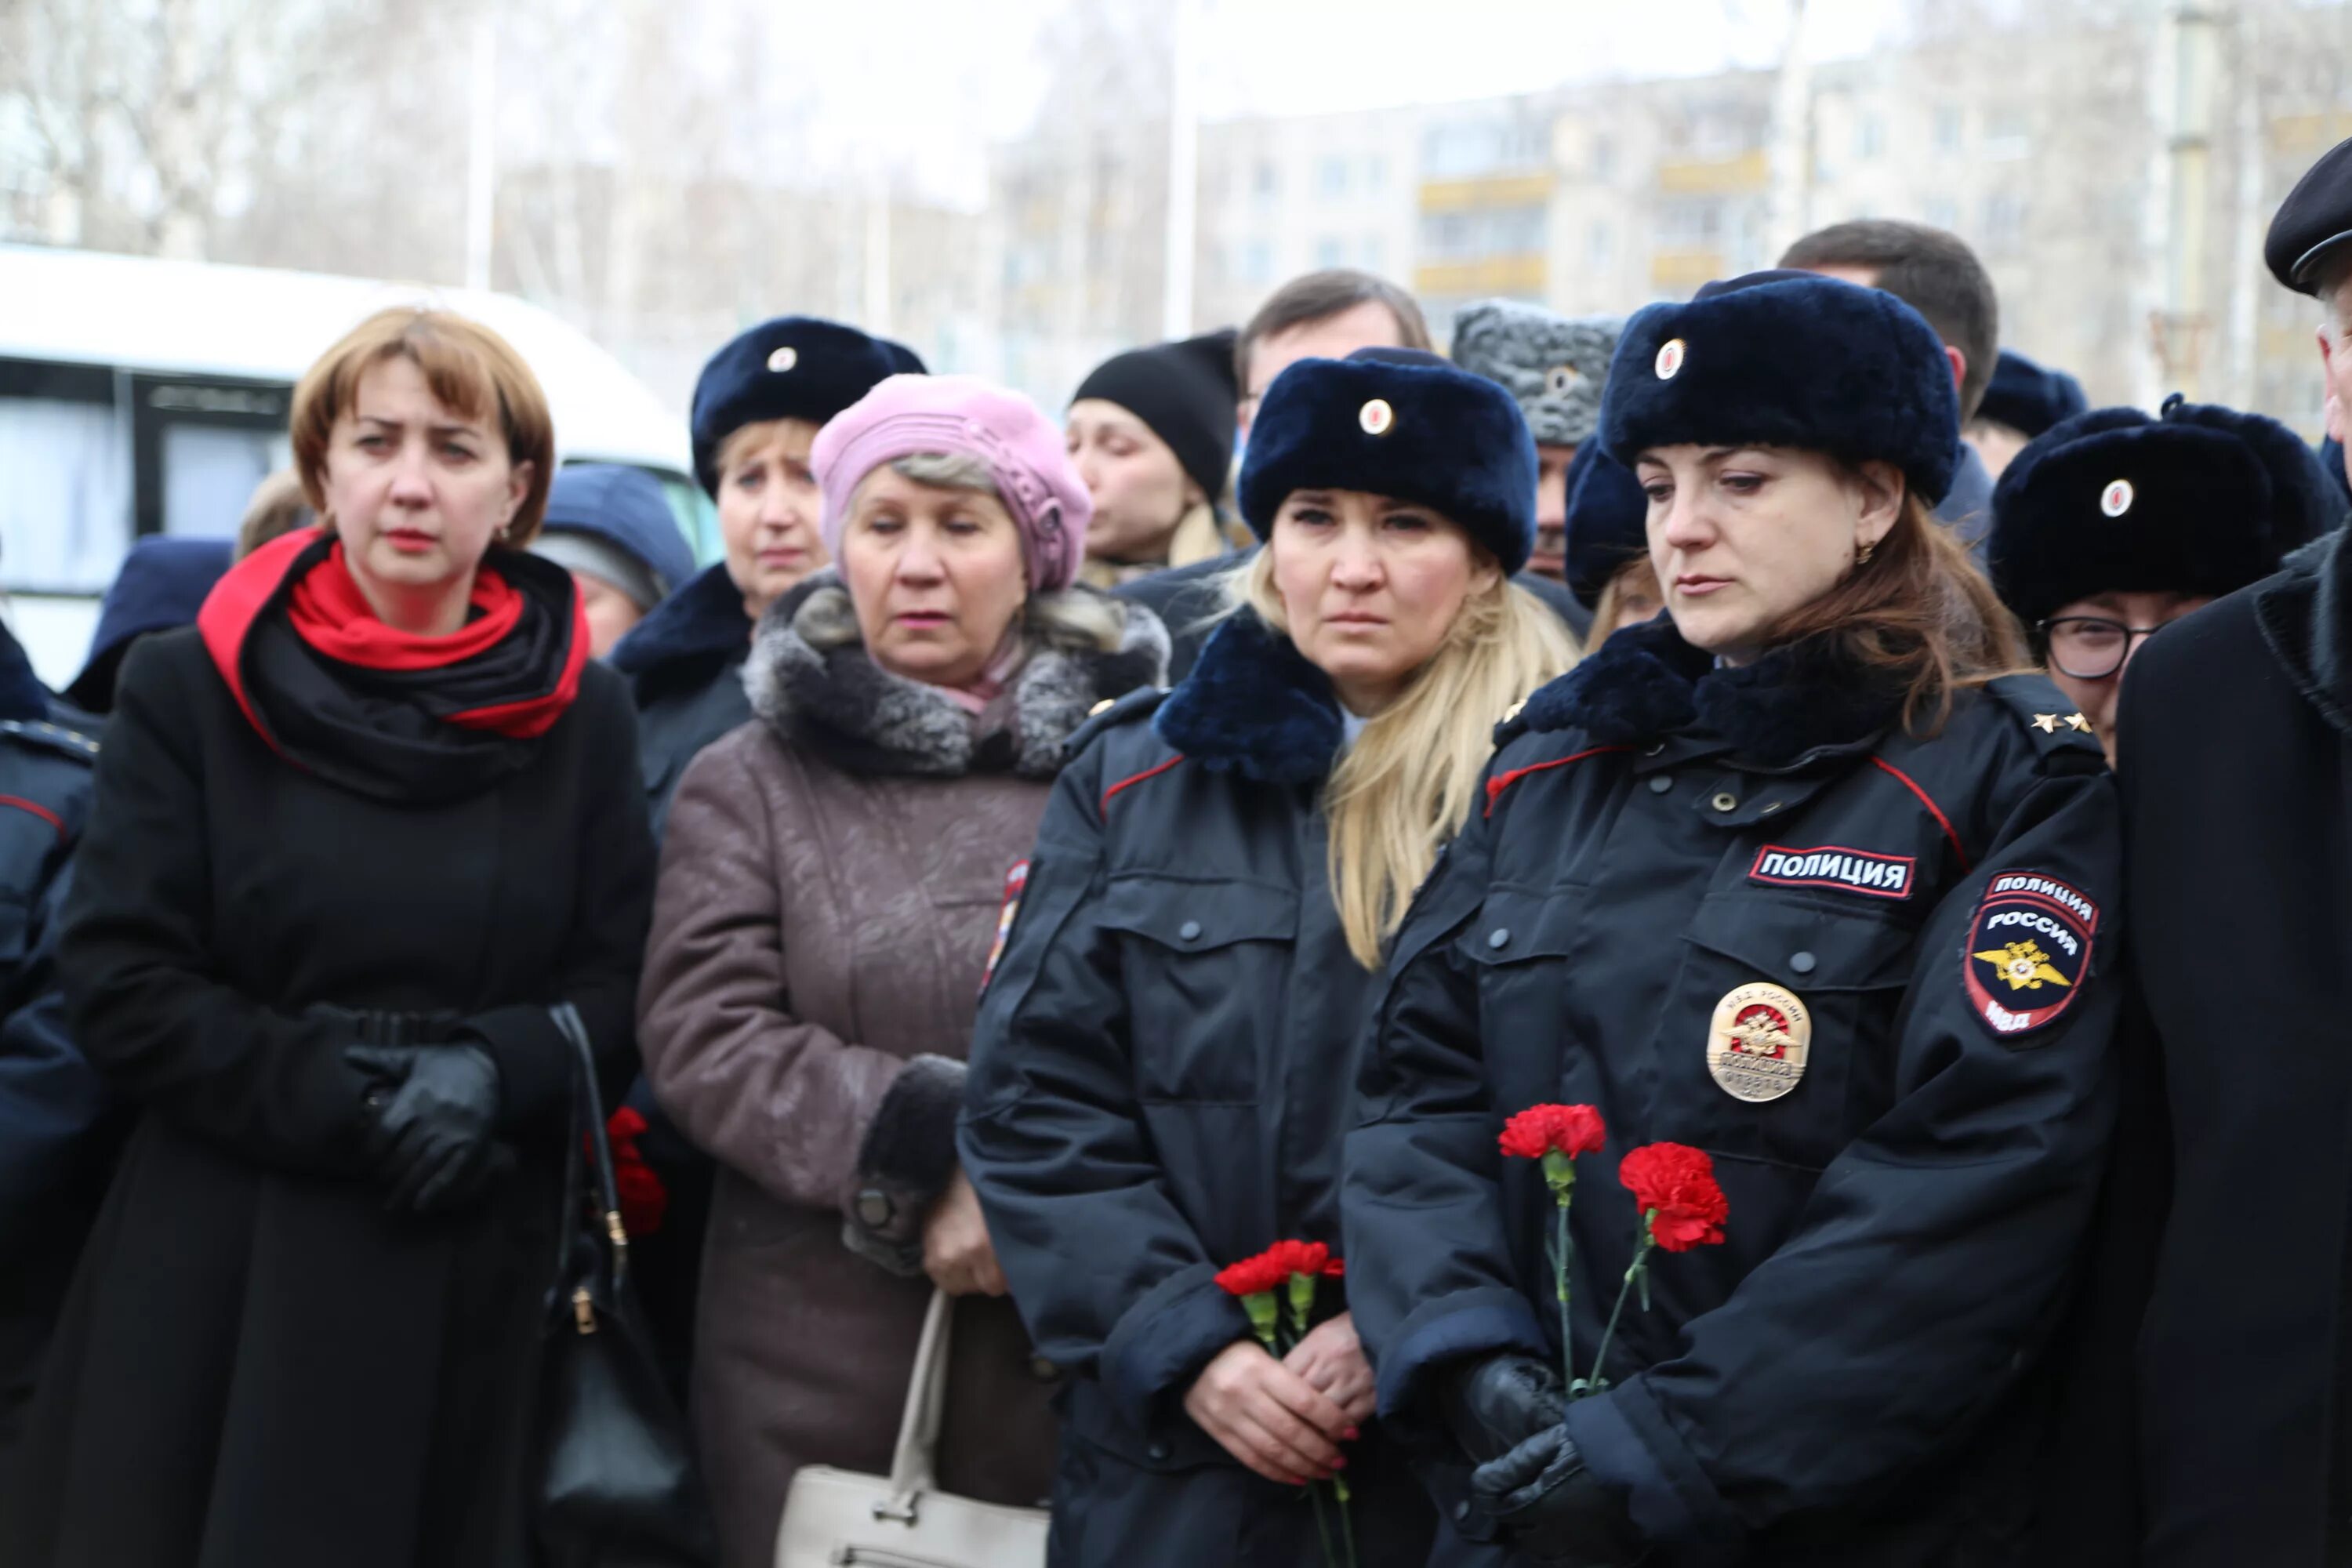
[1561,441,1650,610]
[689,317,924,495]
[1238,350,1536,574]
[1071,328,1240,499]
[2266,135,2352,294]
[1978,349,2089,439]
[1989,395,2339,628]
[1601,272,1960,504]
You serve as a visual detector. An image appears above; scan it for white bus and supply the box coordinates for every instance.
[0,245,702,688]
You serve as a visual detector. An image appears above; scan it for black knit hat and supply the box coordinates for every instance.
[689,317,924,495]
[1989,395,2338,628]
[1071,328,1240,499]
[1239,347,1536,575]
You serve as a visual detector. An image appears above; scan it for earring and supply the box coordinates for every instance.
[1855,539,1877,568]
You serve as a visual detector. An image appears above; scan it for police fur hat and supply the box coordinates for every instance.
[1562,441,1650,611]
[1238,347,1536,575]
[1450,300,1622,448]
[1977,349,2089,439]
[1601,270,1960,505]
[690,317,924,495]
[1988,394,2339,629]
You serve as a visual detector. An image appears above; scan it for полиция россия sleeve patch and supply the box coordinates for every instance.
[1964,872,2097,1038]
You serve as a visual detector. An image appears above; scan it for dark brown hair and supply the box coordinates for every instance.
[1764,485,2027,733]
[1780,220,1999,421]
[1236,269,1432,384]
[290,307,555,545]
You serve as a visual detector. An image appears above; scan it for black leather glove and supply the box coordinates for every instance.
[1472,1426,1651,1567]
[346,1043,510,1214]
[1440,1352,1570,1465]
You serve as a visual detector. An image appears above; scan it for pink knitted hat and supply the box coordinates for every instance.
[811,373,1089,593]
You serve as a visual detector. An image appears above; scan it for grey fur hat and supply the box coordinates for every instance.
[1450,299,1622,448]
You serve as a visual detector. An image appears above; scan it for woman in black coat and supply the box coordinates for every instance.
[960,350,1575,1567]
[0,307,655,1568]
[1343,275,2125,1566]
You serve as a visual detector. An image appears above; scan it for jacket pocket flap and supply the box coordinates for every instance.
[1098,876,1298,950]
[1683,893,1915,993]
[1459,885,1583,966]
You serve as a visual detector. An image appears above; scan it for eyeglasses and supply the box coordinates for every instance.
[2037,615,2169,681]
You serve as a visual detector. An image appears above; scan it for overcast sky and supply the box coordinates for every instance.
[775,0,1912,206]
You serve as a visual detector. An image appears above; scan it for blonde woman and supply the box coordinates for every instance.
[959,349,1574,1567]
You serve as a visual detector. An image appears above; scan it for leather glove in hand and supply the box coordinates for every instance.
[1441,1352,1569,1465]
[347,1043,510,1214]
[1472,1425,1651,1567]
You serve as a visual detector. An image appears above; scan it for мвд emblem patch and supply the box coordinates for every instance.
[1965,872,2097,1037]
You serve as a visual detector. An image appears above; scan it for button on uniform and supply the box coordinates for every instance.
[1790,951,1817,976]
[1649,775,1675,795]
[1178,920,1203,942]
[1711,792,1738,813]
[1487,928,1510,949]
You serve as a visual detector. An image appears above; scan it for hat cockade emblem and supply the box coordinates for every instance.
[1359,398,1396,436]
[1654,339,1687,380]
[767,346,799,373]
[2100,478,2134,517]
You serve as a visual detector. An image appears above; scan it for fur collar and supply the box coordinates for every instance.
[745,572,1170,779]
[607,561,750,681]
[2256,525,2352,737]
[1153,612,1342,785]
[1522,614,1906,767]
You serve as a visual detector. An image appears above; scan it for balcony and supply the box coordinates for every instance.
[1414,255,1548,296]
[1650,249,1726,291]
[1654,150,1769,195]
[1418,173,1555,212]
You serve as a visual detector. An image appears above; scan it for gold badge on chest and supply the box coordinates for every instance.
[1706,982,1813,1103]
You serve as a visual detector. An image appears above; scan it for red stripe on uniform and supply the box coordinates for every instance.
[1483,746,1632,817]
[0,794,64,840]
[1102,755,1184,812]
[1869,757,1969,871]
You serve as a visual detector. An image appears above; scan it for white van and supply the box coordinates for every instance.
[0,245,703,688]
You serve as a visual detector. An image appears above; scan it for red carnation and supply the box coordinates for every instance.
[1617,1142,1729,1253]
[604,1106,668,1238]
[1498,1103,1607,1162]
[1266,1239,1331,1279]
[1323,1258,1345,1279]
[1214,1252,1290,1298]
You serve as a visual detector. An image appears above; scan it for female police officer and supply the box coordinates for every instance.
[1343,273,2125,1566]
[959,348,1575,1566]
[1987,395,2336,768]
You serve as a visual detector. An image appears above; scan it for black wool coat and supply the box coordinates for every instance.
[0,628,655,1568]
[1345,617,2123,1567]
[2115,524,2352,1565]
[960,614,1457,1568]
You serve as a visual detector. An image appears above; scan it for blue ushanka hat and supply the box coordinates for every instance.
[1988,395,2338,629]
[1601,271,1961,506]
[1561,441,1651,611]
[1237,347,1537,575]
[1978,349,2089,440]
[689,317,925,495]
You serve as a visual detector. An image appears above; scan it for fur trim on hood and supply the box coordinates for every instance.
[745,571,1170,778]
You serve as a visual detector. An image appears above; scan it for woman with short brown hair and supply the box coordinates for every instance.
[2,307,655,1568]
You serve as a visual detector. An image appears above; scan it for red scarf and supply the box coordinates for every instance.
[201,529,588,743]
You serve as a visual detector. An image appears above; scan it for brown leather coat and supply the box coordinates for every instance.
[638,573,1166,1566]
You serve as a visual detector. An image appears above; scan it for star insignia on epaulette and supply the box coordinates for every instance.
[2065,713,2093,733]
[2031,713,2060,734]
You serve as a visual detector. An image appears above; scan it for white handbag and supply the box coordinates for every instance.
[775,1289,1051,1568]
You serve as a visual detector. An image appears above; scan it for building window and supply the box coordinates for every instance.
[1316,235,1346,268]
[1857,113,1886,160]
[1658,198,1725,247]
[1244,240,1274,283]
[1983,109,2030,161]
[1924,196,1959,231]
[1933,105,1963,155]
[1318,156,1349,199]
[1588,220,1613,268]
[1362,235,1386,270]
[1592,136,1616,182]
[1254,161,1279,198]
[1983,194,2027,255]
[1365,154,1388,192]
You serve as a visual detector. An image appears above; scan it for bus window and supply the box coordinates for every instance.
[164,423,289,539]
[0,391,127,593]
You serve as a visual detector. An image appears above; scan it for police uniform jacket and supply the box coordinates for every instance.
[1342,615,2123,1566]
[960,615,1446,1568]
[0,628,102,1475]
[608,560,754,838]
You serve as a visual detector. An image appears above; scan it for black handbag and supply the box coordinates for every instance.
[532,1003,717,1567]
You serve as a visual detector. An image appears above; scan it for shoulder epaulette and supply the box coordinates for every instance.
[1982,674,2104,764]
[1064,686,1170,759]
[0,717,100,764]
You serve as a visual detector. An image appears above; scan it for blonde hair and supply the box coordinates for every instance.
[1234,550,1577,968]
[235,467,317,560]
[1588,556,1664,647]
[291,307,554,544]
